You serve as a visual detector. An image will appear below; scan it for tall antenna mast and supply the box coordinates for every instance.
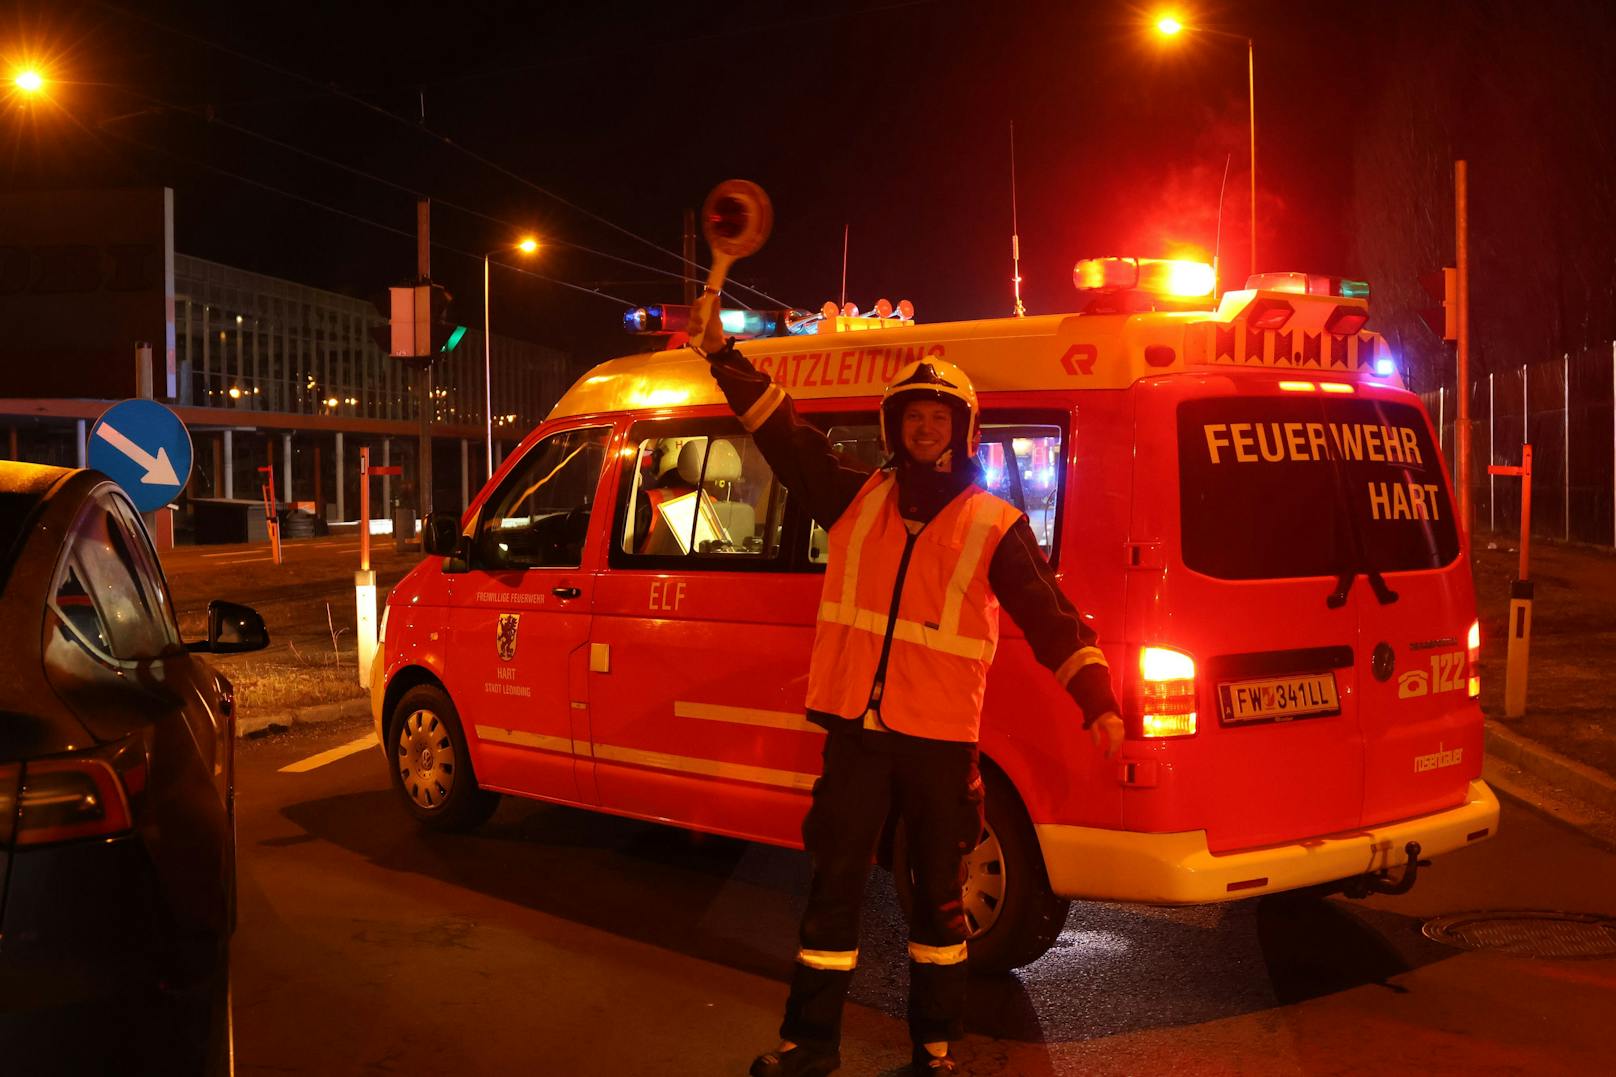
[840,223,849,309]
[1213,153,1232,296]
[1010,122,1026,317]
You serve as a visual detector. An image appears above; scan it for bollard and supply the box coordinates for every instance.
[1505,579,1532,718]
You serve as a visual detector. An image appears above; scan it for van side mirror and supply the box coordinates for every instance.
[194,600,269,653]
[422,512,463,557]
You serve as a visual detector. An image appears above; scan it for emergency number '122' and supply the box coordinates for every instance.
[1397,651,1465,699]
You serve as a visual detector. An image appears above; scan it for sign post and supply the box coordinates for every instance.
[1488,443,1532,717]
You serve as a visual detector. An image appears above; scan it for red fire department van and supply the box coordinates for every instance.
[370,260,1498,972]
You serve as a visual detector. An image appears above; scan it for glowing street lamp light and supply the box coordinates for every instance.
[1153,13,1258,273]
[14,70,44,93]
[484,237,540,477]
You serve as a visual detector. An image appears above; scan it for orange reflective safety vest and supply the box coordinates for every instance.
[806,471,1023,743]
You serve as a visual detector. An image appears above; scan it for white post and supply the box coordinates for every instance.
[460,438,470,512]
[484,254,494,479]
[75,419,87,468]
[335,431,345,520]
[1438,387,1446,461]
[283,433,293,505]
[223,430,234,499]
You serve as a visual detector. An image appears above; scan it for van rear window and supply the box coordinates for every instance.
[1178,396,1459,580]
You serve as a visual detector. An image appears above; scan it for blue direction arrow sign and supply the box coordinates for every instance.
[88,399,194,513]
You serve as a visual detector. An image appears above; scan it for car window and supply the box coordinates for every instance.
[808,418,1064,563]
[108,496,181,646]
[471,426,611,570]
[54,497,169,660]
[615,427,788,562]
[54,560,110,652]
[1178,395,1459,580]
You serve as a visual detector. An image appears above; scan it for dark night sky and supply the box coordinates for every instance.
[5,1,1395,361]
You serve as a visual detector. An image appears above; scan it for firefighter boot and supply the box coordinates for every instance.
[748,1042,841,1077]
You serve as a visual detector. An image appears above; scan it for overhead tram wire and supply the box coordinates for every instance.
[94,124,637,308]
[112,98,729,302]
[94,0,792,311]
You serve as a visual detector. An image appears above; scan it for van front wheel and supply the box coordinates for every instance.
[892,765,1070,974]
[388,685,500,831]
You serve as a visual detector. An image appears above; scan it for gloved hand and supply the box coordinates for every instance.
[689,289,727,357]
[1089,712,1123,758]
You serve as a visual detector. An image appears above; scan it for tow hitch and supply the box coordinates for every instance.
[1343,841,1430,898]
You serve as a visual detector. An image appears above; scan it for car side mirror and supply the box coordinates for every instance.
[203,600,270,653]
[422,511,463,557]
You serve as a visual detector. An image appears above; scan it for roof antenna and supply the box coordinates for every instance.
[1213,152,1232,296]
[839,223,849,310]
[1010,121,1026,317]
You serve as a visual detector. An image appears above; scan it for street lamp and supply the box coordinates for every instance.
[483,237,540,478]
[1153,13,1258,274]
[13,70,44,94]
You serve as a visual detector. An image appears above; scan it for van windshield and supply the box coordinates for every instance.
[1178,395,1459,580]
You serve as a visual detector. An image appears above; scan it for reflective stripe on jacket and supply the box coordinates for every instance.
[806,471,1023,742]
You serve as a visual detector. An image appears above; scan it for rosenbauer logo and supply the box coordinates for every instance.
[1413,744,1464,773]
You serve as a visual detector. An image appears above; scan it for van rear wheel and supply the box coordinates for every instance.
[388,685,499,831]
[892,765,1070,974]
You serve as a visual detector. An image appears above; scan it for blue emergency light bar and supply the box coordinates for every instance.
[623,304,780,338]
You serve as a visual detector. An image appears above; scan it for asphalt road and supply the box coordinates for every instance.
[232,717,1616,1076]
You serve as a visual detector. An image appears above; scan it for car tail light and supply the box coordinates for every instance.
[1139,646,1198,737]
[15,756,135,848]
[1467,620,1481,698]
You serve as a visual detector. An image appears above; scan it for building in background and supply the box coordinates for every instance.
[0,188,574,544]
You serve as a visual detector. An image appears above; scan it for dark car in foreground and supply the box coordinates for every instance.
[0,463,268,1075]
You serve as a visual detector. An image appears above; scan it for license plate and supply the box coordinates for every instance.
[1218,673,1339,723]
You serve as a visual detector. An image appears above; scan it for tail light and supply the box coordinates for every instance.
[1139,646,1198,737]
[1466,620,1481,698]
[0,763,19,846]
[11,737,146,848]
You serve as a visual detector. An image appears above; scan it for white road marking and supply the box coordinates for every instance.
[279,734,378,773]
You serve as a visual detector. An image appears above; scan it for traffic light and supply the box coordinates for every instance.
[426,283,467,355]
[368,282,466,362]
[1419,267,1457,342]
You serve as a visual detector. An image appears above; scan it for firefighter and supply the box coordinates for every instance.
[702,343,1123,1076]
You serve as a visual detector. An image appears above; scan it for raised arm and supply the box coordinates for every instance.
[708,342,873,528]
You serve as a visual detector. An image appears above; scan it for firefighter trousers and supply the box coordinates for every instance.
[780,719,985,1049]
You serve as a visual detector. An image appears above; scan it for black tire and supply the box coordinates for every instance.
[388,684,500,831]
[893,765,1070,974]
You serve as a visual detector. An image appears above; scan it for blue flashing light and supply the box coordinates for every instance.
[1374,357,1396,377]
[623,307,648,333]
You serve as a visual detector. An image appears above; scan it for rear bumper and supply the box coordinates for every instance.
[1037,778,1500,904]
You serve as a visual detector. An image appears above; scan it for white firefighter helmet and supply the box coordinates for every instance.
[880,358,981,461]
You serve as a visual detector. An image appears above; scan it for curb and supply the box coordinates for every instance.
[1485,720,1616,817]
[239,697,370,738]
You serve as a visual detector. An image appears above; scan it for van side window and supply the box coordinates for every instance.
[471,426,611,570]
[808,419,1064,563]
[616,427,787,561]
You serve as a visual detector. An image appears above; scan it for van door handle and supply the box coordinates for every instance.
[552,586,581,599]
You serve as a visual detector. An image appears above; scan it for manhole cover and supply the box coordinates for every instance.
[1423,910,1616,959]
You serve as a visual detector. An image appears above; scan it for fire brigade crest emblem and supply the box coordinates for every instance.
[496,613,520,662]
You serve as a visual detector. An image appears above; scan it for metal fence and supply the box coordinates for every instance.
[1419,343,1616,547]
